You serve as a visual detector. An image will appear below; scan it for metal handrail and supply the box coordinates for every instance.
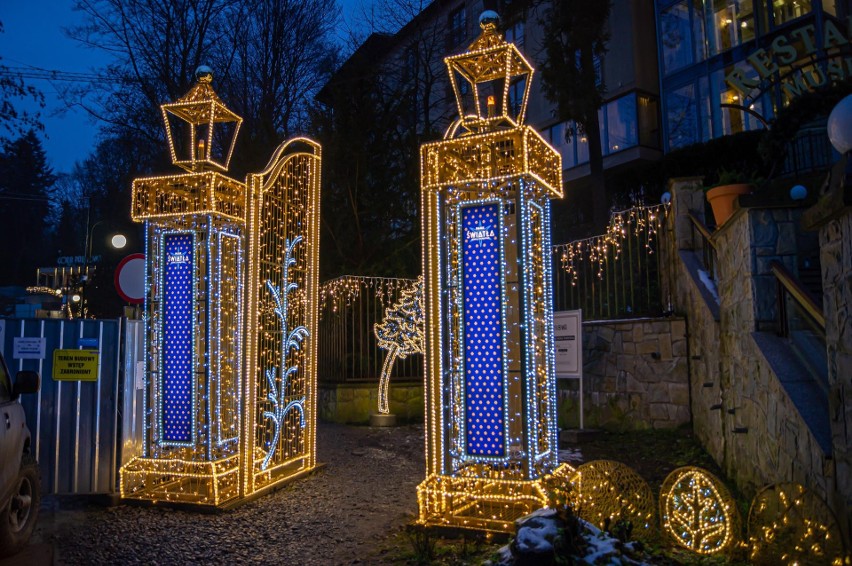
[770,260,825,331]
[687,211,715,248]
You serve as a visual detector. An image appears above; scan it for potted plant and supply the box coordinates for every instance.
[706,168,760,227]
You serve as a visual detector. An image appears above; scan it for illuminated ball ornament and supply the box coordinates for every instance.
[747,482,847,565]
[569,460,656,536]
[789,185,807,201]
[660,466,740,555]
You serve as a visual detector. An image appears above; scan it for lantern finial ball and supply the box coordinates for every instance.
[479,10,500,31]
[195,65,214,84]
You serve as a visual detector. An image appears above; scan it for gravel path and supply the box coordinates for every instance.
[35,423,425,565]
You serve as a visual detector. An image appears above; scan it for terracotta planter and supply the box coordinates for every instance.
[706,183,751,227]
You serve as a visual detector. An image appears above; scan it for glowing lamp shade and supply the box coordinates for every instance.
[827,94,852,155]
[445,15,534,134]
[161,66,243,173]
[111,234,127,249]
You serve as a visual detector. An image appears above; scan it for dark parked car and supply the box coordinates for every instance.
[0,352,40,558]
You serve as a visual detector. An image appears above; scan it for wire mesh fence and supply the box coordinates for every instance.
[317,276,421,383]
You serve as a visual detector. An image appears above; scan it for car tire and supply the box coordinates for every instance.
[0,455,40,558]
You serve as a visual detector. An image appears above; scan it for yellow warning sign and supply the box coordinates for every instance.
[52,350,99,382]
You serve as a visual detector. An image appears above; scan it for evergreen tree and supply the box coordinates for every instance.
[0,130,56,285]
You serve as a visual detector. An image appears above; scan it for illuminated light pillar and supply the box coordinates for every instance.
[121,67,246,506]
[242,137,321,497]
[120,67,322,507]
[416,12,573,532]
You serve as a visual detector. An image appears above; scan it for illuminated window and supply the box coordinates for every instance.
[708,0,755,53]
[771,0,811,26]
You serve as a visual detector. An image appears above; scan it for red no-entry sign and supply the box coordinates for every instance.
[115,253,145,304]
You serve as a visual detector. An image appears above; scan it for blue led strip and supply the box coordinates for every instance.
[160,232,195,445]
[459,202,507,458]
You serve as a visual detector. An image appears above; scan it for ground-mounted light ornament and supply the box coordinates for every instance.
[374,276,424,414]
[416,11,572,533]
[660,466,740,555]
[120,68,322,506]
[747,482,848,565]
[569,460,656,537]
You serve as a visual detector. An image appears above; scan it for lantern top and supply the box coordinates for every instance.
[444,11,533,134]
[161,67,243,173]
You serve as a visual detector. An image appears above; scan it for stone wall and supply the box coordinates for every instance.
[318,380,423,424]
[803,169,852,542]
[558,317,690,430]
[665,178,725,459]
[669,179,835,507]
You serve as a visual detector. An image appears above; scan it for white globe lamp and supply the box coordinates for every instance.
[827,95,852,155]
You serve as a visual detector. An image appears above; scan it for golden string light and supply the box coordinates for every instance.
[569,460,656,536]
[120,69,321,506]
[417,11,570,533]
[747,482,848,565]
[660,466,740,555]
[318,275,417,314]
[553,203,669,285]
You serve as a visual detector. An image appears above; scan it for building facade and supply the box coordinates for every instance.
[656,0,852,151]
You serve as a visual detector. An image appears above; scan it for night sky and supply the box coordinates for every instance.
[0,0,373,174]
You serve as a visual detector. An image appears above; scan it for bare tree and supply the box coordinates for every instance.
[67,0,338,174]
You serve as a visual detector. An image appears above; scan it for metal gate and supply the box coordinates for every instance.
[1,317,144,495]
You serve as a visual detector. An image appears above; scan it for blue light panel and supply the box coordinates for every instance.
[161,232,194,444]
[461,203,505,457]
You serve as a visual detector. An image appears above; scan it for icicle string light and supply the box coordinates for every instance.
[553,203,669,285]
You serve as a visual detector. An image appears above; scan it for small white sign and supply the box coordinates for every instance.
[554,310,582,378]
[13,337,46,360]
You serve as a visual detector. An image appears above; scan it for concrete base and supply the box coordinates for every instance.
[370,413,398,427]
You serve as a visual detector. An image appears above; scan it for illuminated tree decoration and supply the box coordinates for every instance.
[417,11,571,532]
[660,466,740,555]
[374,276,424,414]
[569,460,656,536]
[261,236,308,469]
[747,482,848,565]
